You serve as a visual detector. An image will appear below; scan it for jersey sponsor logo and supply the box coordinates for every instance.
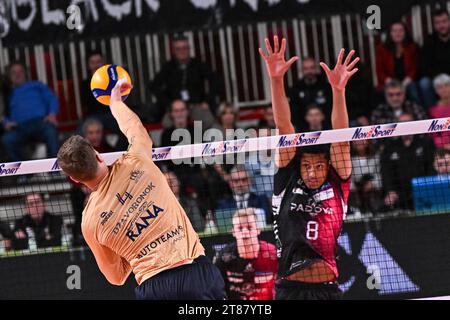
[113,183,155,234]
[277,132,321,148]
[428,118,450,132]
[135,225,184,259]
[100,211,113,226]
[0,162,21,175]
[352,124,397,140]
[289,202,334,216]
[130,170,144,183]
[126,202,164,241]
[116,191,133,205]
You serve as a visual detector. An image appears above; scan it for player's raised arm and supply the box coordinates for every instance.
[320,49,359,180]
[109,78,153,154]
[259,36,299,167]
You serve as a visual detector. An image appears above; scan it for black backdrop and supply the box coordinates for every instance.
[1,0,428,45]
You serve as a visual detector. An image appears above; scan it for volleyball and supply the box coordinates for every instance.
[90,64,132,105]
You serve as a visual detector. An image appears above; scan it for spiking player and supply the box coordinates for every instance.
[259,36,359,300]
[57,79,225,300]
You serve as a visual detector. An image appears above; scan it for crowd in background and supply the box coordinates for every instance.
[0,9,450,253]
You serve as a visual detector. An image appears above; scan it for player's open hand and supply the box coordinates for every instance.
[259,35,298,79]
[320,49,359,91]
[110,77,133,106]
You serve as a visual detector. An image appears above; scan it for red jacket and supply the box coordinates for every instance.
[375,42,419,91]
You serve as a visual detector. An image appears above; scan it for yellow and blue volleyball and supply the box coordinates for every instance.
[90,64,132,106]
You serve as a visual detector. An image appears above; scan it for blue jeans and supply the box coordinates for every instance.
[419,77,437,109]
[1,117,59,162]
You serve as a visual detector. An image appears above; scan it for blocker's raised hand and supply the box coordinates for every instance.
[259,35,298,79]
[320,49,359,91]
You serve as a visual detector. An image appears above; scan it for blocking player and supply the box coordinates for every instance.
[259,36,358,299]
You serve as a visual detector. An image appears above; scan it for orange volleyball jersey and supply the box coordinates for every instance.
[81,101,204,285]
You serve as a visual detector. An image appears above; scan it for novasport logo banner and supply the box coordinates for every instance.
[1,118,450,177]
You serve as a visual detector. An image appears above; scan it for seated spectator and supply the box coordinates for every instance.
[351,140,383,215]
[429,74,450,149]
[288,57,331,131]
[420,9,450,108]
[245,127,275,199]
[301,104,329,132]
[215,165,271,229]
[213,208,277,300]
[210,102,239,140]
[80,51,127,151]
[12,193,62,250]
[433,149,450,175]
[1,61,59,162]
[257,105,276,130]
[82,118,114,153]
[150,34,220,128]
[0,221,12,252]
[380,113,435,211]
[371,80,427,125]
[351,140,382,190]
[164,171,205,232]
[376,22,420,103]
[160,99,194,147]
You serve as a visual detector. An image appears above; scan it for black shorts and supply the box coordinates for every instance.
[135,255,226,300]
[275,280,342,300]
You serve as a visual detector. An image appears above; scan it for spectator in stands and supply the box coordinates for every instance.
[160,99,194,147]
[301,104,329,132]
[1,61,59,162]
[12,193,62,250]
[380,113,435,211]
[0,221,12,252]
[288,57,331,131]
[245,124,275,199]
[371,80,427,125]
[80,51,128,151]
[213,208,277,300]
[350,140,382,215]
[81,50,105,119]
[420,9,450,108]
[211,102,239,140]
[149,34,220,127]
[164,171,205,232]
[216,165,271,227]
[429,74,450,149]
[257,105,276,130]
[82,118,114,153]
[376,22,420,103]
[434,149,450,175]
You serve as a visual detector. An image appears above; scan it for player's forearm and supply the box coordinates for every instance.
[270,77,295,133]
[331,88,349,130]
[110,101,143,137]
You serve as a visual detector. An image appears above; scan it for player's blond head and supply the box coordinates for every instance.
[57,135,98,182]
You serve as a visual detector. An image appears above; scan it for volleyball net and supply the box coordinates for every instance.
[1,117,450,299]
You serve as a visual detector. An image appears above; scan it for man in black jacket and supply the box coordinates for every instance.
[380,113,435,211]
[12,193,62,250]
[149,34,221,127]
[288,57,331,131]
[420,9,450,108]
